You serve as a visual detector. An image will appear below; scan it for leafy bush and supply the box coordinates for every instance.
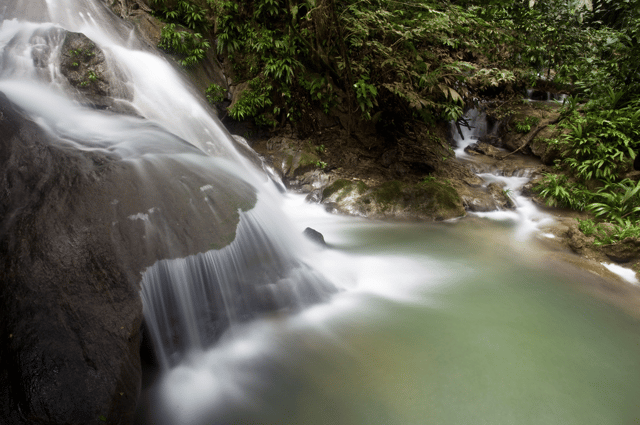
[558,104,640,181]
[152,0,212,66]
[205,83,227,104]
[158,23,211,66]
[534,174,592,210]
[228,77,276,126]
[577,218,640,246]
[513,116,540,133]
[152,0,211,32]
[299,75,337,114]
[586,179,640,225]
[211,0,520,128]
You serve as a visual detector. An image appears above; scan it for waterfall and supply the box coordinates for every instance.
[6,3,640,425]
[451,107,555,240]
[0,0,333,374]
[141,201,335,368]
[451,107,492,158]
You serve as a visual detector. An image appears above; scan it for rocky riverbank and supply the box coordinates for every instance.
[245,99,640,312]
[103,0,640,298]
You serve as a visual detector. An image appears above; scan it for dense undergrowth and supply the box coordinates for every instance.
[520,0,640,245]
[149,0,640,246]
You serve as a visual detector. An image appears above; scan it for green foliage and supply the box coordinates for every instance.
[78,70,99,87]
[586,179,640,225]
[577,218,599,237]
[558,94,580,119]
[158,23,211,66]
[313,160,327,169]
[441,103,463,122]
[558,104,640,181]
[228,77,276,126]
[354,77,378,120]
[152,0,211,32]
[68,46,95,71]
[299,75,337,114]
[69,47,95,59]
[152,0,212,66]
[534,174,591,210]
[577,218,640,246]
[205,83,227,104]
[469,68,516,91]
[513,116,540,133]
[212,0,516,127]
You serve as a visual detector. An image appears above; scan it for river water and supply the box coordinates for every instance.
[143,193,640,425]
[2,1,640,424]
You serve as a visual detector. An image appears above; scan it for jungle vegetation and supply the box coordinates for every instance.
[151,0,640,245]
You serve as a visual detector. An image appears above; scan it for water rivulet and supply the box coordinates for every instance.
[2,1,640,425]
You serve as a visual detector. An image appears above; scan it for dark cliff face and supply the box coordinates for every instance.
[0,92,144,424]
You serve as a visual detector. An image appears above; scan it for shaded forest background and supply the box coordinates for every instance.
[149,0,640,245]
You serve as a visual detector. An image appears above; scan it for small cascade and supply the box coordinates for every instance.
[526,88,568,103]
[141,200,335,369]
[452,107,555,239]
[451,107,492,158]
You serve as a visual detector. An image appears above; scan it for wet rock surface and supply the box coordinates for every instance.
[59,32,134,112]
[304,227,327,247]
[0,92,142,424]
[0,91,256,424]
[249,99,640,286]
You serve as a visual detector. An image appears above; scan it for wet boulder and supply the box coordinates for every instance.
[59,32,133,112]
[262,136,325,187]
[304,227,327,247]
[321,178,465,220]
[0,92,142,424]
[0,90,258,423]
[464,141,504,159]
[602,238,640,263]
[487,182,516,210]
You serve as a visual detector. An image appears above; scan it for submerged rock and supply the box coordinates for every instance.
[304,227,327,247]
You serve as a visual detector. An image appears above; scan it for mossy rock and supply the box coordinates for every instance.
[322,178,465,221]
[322,179,359,199]
[266,137,324,181]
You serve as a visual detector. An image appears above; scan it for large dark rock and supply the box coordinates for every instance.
[0,90,255,423]
[0,92,142,424]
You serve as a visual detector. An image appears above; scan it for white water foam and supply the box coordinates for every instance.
[602,263,639,285]
[452,110,555,241]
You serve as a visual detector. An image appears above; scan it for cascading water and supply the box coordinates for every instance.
[3,2,640,425]
[451,106,556,240]
[451,106,493,159]
[0,0,333,408]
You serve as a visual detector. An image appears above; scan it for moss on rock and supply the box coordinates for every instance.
[322,177,464,221]
[322,179,356,199]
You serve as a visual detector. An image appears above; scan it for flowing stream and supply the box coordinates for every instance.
[2,1,640,424]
